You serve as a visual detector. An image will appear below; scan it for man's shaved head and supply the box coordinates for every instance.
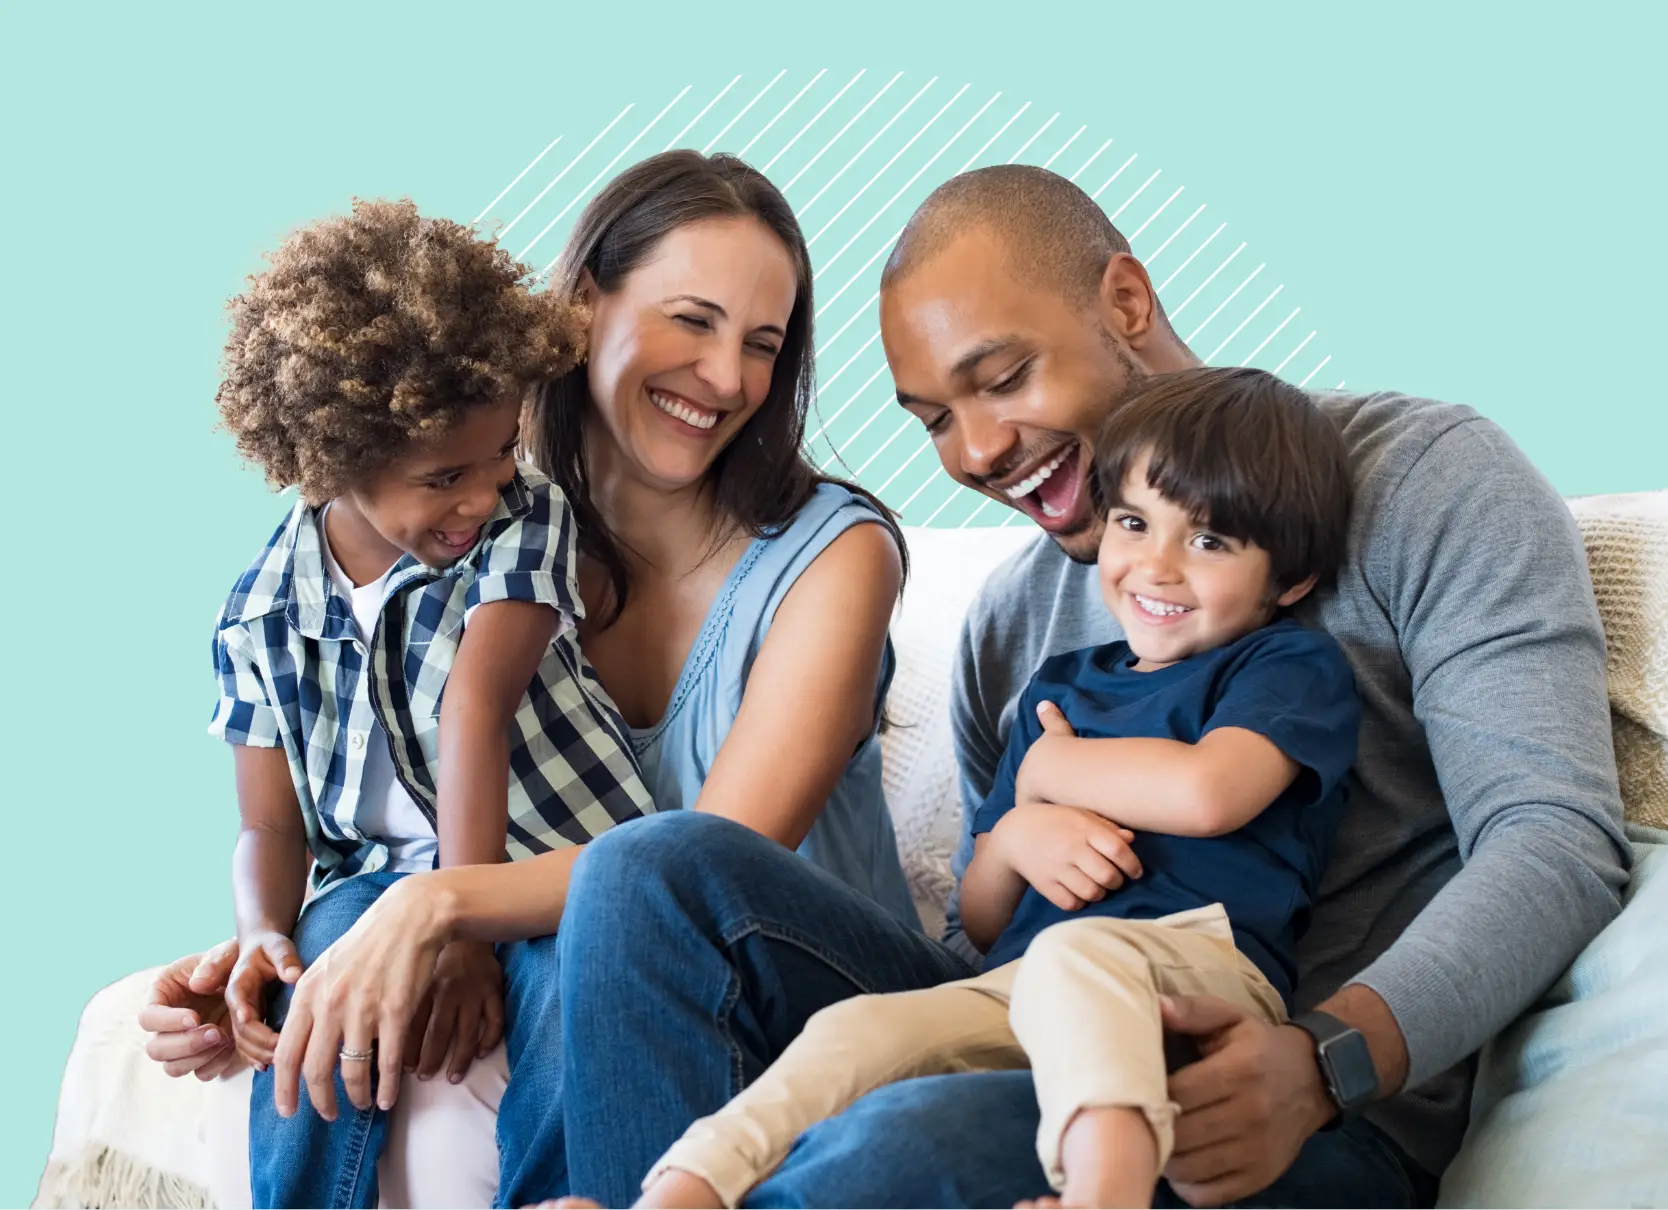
[882,164,1130,311]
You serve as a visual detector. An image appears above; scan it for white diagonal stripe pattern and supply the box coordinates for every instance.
[1070,139,1113,182]
[1129,186,1184,242]
[498,104,633,243]
[1143,204,1205,263]
[1168,241,1245,317]
[1272,331,1318,376]
[783,72,905,193]
[473,135,562,225]
[665,76,741,152]
[1090,154,1138,199]
[740,69,826,158]
[1005,112,1060,163]
[703,69,786,152]
[483,74,1341,527]
[1040,125,1086,170]
[1156,222,1226,292]
[807,82,969,245]
[1241,308,1300,366]
[1185,263,1265,343]
[535,87,693,274]
[798,76,938,214]
[763,69,865,171]
[1205,284,1282,362]
[813,90,996,270]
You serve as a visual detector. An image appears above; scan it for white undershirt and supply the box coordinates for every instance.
[319,510,439,874]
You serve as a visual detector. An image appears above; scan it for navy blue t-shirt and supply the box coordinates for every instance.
[971,618,1360,1005]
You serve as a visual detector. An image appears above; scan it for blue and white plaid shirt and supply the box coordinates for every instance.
[209,466,655,893]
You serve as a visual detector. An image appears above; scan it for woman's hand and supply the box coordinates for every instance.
[138,942,244,1080]
[272,874,453,1121]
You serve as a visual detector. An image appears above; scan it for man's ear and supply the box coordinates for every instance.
[1097,252,1161,346]
[1275,575,1319,609]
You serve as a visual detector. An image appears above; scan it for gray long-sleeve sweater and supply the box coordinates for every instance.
[944,391,1632,1177]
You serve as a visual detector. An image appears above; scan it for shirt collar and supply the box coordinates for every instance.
[279,469,535,639]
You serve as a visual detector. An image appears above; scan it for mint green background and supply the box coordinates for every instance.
[3,0,1664,1198]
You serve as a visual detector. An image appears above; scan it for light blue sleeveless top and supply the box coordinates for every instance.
[629,483,920,930]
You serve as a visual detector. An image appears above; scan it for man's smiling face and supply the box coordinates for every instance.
[882,224,1165,564]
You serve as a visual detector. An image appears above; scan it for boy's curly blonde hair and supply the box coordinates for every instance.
[216,198,586,505]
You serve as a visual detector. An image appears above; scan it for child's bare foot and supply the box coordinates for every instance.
[1015,1197,1063,1208]
[637,1169,725,1209]
[521,1200,600,1209]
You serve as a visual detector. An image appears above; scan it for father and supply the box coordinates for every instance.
[556,165,1630,1207]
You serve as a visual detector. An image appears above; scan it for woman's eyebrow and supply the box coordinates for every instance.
[666,293,726,315]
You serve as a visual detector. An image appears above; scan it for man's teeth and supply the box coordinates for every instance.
[1135,594,1193,617]
[1003,448,1072,500]
[650,390,719,431]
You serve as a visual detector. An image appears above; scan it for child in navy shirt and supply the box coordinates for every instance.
[614,367,1359,1210]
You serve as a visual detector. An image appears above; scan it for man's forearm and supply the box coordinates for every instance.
[1349,814,1626,1090]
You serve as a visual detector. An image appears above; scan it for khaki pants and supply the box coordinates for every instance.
[648,905,1286,1204]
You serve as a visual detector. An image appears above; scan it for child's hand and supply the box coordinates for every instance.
[1016,700,1080,804]
[992,801,1143,912]
[403,939,504,1084]
[225,930,303,1071]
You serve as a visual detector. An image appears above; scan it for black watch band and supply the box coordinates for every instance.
[1289,1010,1378,1129]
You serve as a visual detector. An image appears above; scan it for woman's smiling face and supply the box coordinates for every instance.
[582,215,798,493]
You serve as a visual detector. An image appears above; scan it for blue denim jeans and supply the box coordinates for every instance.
[559,811,1439,1209]
[248,871,567,1209]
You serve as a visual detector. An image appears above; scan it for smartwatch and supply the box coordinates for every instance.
[1289,1010,1378,1128]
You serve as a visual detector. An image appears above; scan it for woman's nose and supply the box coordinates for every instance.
[696,340,745,403]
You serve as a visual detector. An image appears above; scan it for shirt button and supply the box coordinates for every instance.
[350,732,367,752]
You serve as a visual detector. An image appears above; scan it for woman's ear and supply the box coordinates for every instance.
[577,268,600,308]
[1275,574,1319,609]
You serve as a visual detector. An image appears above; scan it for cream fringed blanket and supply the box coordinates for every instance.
[1570,492,1668,829]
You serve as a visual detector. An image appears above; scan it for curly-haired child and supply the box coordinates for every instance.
[602,368,1361,1210]
[208,198,654,1209]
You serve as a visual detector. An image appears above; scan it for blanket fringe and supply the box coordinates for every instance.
[33,1146,213,1210]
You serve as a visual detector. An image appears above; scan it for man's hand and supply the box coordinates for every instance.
[403,939,504,1084]
[1160,995,1334,1207]
[990,801,1142,911]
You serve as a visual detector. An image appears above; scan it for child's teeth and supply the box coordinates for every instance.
[1040,501,1063,518]
[1136,594,1192,617]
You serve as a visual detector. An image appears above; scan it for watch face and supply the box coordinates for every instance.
[1321,1030,1379,1108]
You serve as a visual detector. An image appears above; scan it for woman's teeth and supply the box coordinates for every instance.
[1135,594,1193,618]
[650,390,719,431]
[1003,447,1072,501]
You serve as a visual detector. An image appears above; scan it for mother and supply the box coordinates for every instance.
[138,150,940,1206]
